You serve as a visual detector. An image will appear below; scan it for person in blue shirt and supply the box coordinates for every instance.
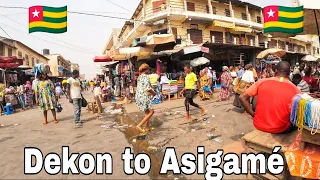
[237,66,244,78]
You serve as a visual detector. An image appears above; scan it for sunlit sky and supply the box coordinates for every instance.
[0,0,292,79]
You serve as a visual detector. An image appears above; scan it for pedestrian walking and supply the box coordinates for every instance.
[25,81,33,108]
[17,82,26,111]
[135,64,156,132]
[67,70,83,127]
[35,73,58,125]
[180,65,206,121]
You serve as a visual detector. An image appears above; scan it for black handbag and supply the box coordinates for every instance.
[81,94,88,107]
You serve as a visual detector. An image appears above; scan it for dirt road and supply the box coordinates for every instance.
[0,91,253,179]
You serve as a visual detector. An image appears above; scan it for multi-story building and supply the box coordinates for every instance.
[71,63,80,72]
[0,36,49,67]
[44,51,71,77]
[103,0,319,66]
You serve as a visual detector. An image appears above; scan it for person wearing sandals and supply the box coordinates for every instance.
[67,70,83,128]
[35,73,58,125]
[180,65,206,121]
[135,64,156,132]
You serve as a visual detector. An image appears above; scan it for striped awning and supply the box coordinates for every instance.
[234,26,253,33]
[213,20,235,29]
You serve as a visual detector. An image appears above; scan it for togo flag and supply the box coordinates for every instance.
[264,6,304,34]
[29,6,67,34]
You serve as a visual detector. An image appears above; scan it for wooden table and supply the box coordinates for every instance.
[242,130,297,180]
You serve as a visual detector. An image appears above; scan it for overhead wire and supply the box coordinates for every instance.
[0,14,97,54]
[0,22,96,55]
[0,5,138,21]
[104,0,132,12]
[0,25,47,65]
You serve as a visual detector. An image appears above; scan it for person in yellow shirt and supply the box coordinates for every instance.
[149,70,160,103]
[180,65,206,121]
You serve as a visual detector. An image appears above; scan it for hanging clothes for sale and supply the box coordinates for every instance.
[156,59,161,75]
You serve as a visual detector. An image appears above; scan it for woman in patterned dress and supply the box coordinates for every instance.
[135,64,156,132]
[35,74,58,125]
[218,66,232,101]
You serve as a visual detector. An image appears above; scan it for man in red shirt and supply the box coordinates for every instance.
[240,61,301,134]
[302,66,319,93]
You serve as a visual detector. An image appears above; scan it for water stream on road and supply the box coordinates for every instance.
[103,106,186,179]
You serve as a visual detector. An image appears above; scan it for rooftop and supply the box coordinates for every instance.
[0,36,49,61]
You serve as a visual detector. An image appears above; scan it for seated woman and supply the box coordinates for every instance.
[4,84,18,106]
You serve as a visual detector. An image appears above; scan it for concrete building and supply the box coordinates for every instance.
[103,0,319,66]
[0,36,49,67]
[103,28,122,54]
[71,63,80,72]
[44,51,71,77]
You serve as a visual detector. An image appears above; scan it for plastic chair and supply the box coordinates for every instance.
[3,104,14,115]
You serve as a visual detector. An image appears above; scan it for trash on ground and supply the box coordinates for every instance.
[147,146,158,151]
[212,115,215,118]
[191,129,196,132]
[214,138,223,143]
[132,139,136,143]
[123,124,129,128]
[206,121,211,124]
[137,134,147,140]
[192,118,198,122]
[0,124,5,127]
[203,118,208,121]
[104,106,113,112]
[14,124,19,126]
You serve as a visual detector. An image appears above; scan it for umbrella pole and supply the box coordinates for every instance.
[314,9,320,45]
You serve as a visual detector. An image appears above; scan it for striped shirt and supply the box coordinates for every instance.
[297,80,310,93]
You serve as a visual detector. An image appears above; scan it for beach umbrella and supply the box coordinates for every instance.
[190,57,210,67]
[256,48,286,59]
[301,55,319,61]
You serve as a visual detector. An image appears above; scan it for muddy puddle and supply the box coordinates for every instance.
[102,107,186,179]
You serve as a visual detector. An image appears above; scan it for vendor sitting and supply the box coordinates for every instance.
[240,61,301,134]
[101,87,114,102]
[4,84,18,106]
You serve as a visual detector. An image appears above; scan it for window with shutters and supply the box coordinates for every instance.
[152,0,166,13]
[36,59,39,64]
[18,51,22,58]
[212,6,216,14]
[225,9,231,17]
[8,48,12,56]
[257,16,262,23]
[241,13,247,20]
[31,58,35,67]
[187,29,203,44]
[186,2,195,12]
[25,54,29,66]
[206,5,217,14]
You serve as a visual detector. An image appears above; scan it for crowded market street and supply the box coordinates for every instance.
[0,91,252,179]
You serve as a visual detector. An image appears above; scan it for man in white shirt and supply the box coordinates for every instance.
[67,70,83,127]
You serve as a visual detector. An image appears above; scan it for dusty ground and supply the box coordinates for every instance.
[0,91,254,179]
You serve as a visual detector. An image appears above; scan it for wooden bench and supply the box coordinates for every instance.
[300,126,320,150]
[242,130,297,180]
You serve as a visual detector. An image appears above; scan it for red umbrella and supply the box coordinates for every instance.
[93,55,112,62]
[0,56,23,63]
[0,63,21,68]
